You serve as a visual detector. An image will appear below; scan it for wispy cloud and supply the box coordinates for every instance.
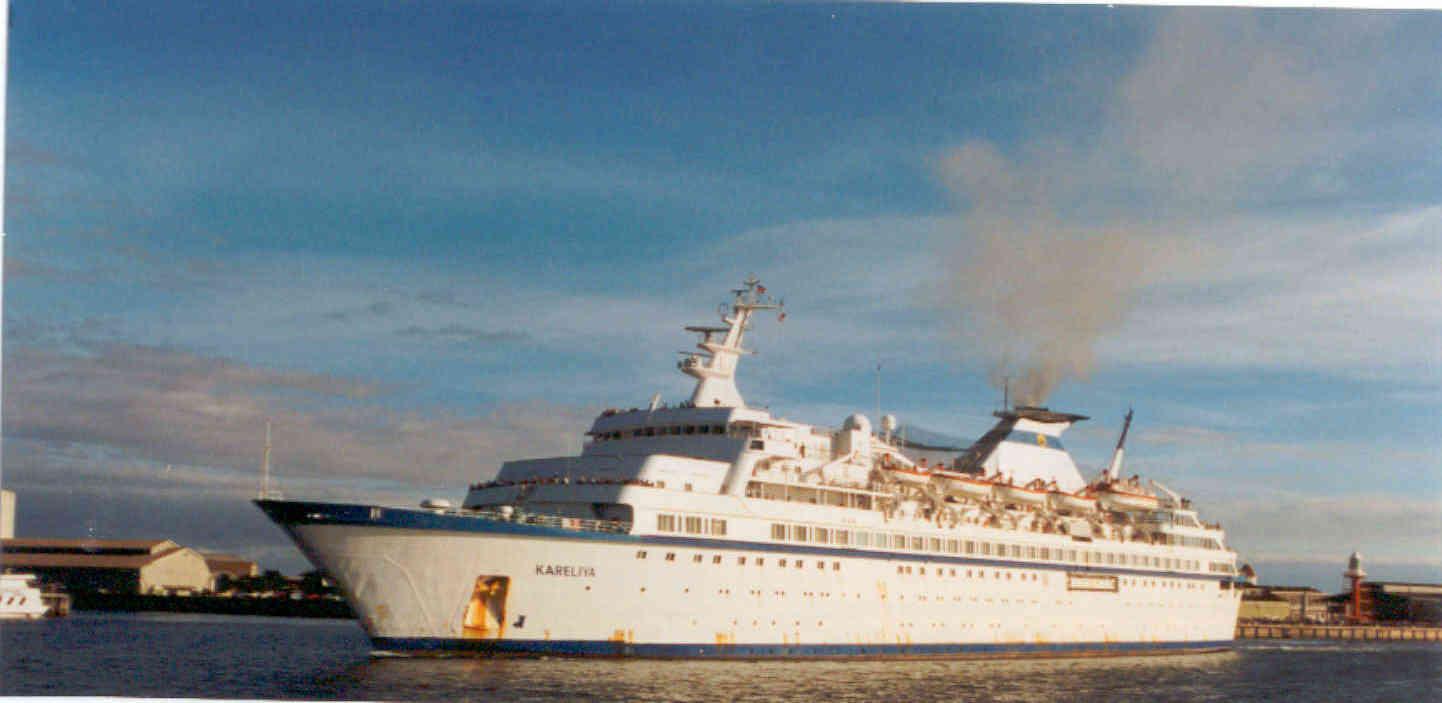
[3,342,590,485]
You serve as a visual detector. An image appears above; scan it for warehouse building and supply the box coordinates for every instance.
[1,538,214,595]
[204,553,261,591]
[0,489,15,539]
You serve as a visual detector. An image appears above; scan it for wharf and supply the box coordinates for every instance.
[1238,623,1442,641]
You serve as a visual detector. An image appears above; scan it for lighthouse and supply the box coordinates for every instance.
[1344,551,1367,624]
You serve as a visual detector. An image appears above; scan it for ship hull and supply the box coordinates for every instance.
[259,500,1240,658]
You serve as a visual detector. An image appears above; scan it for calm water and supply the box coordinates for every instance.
[3,613,1440,701]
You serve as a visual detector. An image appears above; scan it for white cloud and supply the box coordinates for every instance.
[3,342,592,485]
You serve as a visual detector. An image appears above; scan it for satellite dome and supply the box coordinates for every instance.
[842,413,872,435]
[881,414,898,434]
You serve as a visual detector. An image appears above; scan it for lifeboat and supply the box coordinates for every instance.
[995,480,1048,508]
[1047,489,1097,514]
[932,470,995,501]
[884,465,932,487]
[1095,483,1160,512]
[879,455,931,487]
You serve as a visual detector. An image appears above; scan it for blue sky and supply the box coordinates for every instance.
[3,2,1439,589]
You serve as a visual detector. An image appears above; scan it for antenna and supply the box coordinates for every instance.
[1002,375,1010,411]
[259,420,273,499]
[0,0,9,517]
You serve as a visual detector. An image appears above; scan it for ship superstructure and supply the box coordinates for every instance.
[259,277,1242,657]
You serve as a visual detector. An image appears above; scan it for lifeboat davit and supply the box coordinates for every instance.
[1047,489,1098,514]
[1095,483,1160,512]
[932,470,995,501]
[995,480,1049,508]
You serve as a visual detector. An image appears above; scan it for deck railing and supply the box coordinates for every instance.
[425,506,632,535]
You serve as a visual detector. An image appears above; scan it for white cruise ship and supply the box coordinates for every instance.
[258,277,1243,657]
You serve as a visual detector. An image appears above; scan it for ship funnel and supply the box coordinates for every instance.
[1104,408,1133,482]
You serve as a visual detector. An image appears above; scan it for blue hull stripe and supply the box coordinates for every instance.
[370,637,1233,659]
[256,499,1233,584]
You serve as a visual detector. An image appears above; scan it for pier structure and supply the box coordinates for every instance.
[1238,623,1442,641]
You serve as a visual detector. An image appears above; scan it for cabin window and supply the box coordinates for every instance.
[636,551,647,559]
[791,526,810,542]
[833,562,841,571]
[685,516,704,533]
[779,559,788,567]
[853,532,869,547]
[693,554,703,563]
[795,560,804,569]
[713,555,723,565]
[645,427,655,437]
[892,534,907,549]
[979,542,992,556]
[929,538,943,552]
[771,524,787,540]
[710,519,727,536]
[750,440,765,450]
[684,425,696,435]
[945,539,959,554]
[657,514,677,532]
[1026,546,1038,559]
[834,530,850,546]
[815,528,831,544]
[665,553,676,561]
[737,556,746,565]
[965,541,977,555]
[816,561,825,570]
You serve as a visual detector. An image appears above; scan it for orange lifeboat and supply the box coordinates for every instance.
[995,479,1049,508]
[932,469,995,501]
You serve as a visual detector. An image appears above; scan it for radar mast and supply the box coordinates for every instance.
[678,275,782,408]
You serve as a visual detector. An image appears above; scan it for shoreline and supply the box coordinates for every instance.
[1237,623,1442,641]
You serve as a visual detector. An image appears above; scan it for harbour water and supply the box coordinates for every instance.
[2,613,1439,701]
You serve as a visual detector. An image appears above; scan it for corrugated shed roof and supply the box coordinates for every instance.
[202,553,258,574]
[0,546,189,570]
[2,537,174,553]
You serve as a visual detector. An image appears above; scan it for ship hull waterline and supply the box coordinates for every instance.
[259,499,1239,659]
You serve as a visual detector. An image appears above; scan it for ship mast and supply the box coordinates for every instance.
[679,275,782,408]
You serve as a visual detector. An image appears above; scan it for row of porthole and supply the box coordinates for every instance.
[638,550,843,571]
[895,564,1046,585]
